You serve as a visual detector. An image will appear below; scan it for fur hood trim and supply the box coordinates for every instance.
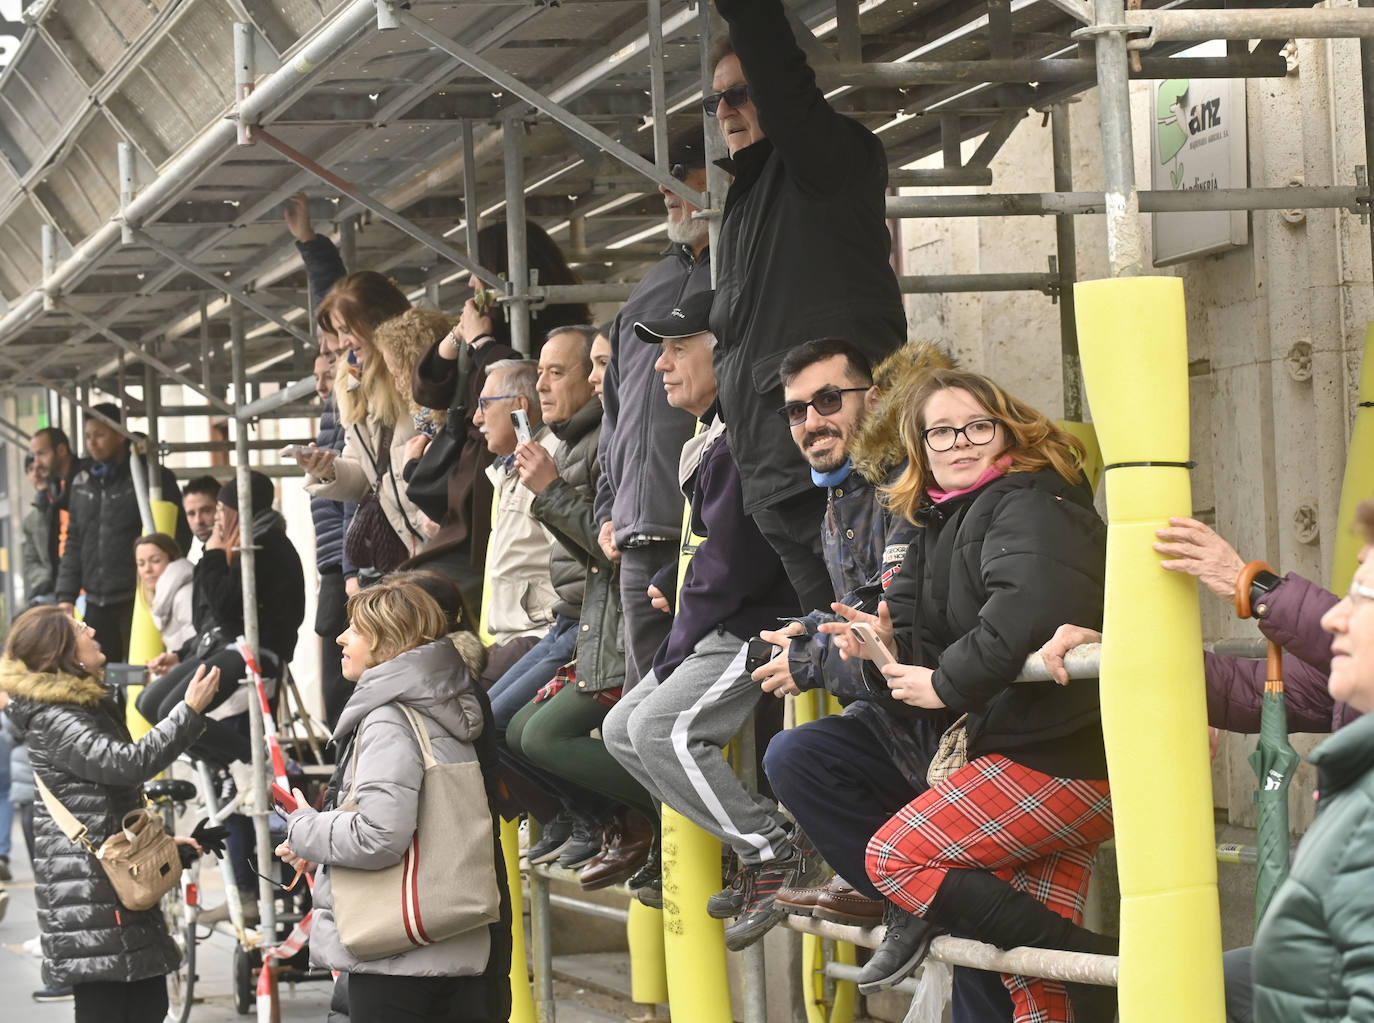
[449,629,487,679]
[849,342,957,484]
[0,656,108,708]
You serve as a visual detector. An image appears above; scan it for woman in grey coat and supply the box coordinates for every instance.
[0,604,217,1023]
[277,576,507,1023]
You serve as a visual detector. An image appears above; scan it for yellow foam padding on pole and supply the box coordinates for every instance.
[660,805,733,1020]
[501,816,536,1023]
[125,500,181,739]
[1057,419,1104,496]
[1331,325,1374,594]
[803,932,856,1023]
[627,899,668,1004]
[1076,275,1225,1023]
[478,485,499,646]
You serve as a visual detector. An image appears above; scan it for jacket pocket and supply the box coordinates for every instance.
[750,348,791,397]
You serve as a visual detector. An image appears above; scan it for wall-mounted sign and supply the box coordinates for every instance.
[1151,40,1249,266]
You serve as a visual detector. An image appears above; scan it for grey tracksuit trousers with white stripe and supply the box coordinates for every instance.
[602,628,792,866]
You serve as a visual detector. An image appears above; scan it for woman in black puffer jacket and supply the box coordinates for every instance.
[0,605,217,1022]
[826,369,1115,1023]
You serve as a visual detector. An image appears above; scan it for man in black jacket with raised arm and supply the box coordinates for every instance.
[708,0,906,615]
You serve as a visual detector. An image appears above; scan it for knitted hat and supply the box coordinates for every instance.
[218,471,274,515]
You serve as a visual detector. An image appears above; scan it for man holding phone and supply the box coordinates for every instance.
[600,292,811,951]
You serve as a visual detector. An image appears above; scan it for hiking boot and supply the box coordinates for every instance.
[721,832,825,951]
[527,812,575,865]
[707,863,750,920]
[857,903,943,994]
[554,816,603,869]
[626,834,662,893]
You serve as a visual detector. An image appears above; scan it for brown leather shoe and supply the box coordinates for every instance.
[776,875,832,916]
[812,876,884,926]
[579,810,654,891]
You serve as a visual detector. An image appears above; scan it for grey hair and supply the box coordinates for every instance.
[707,35,734,71]
[487,358,539,410]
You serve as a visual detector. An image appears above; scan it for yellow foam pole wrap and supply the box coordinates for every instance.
[626,900,668,1004]
[125,499,179,739]
[657,458,732,1021]
[500,815,536,1023]
[1057,420,1104,496]
[1330,325,1374,595]
[1075,276,1224,1023]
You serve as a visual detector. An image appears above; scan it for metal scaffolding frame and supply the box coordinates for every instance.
[1,0,1373,1017]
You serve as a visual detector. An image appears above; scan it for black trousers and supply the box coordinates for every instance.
[73,976,168,1023]
[135,647,255,765]
[83,598,135,665]
[752,487,833,615]
[316,571,351,729]
[348,972,496,1023]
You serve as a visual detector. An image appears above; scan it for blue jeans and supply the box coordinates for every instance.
[0,727,12,859]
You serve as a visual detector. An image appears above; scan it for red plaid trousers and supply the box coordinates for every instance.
[866,755,1113,1023]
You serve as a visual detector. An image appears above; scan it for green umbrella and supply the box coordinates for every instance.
[1246,634,1300,926]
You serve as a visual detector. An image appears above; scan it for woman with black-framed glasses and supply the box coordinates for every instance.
[821,368,1116,1023]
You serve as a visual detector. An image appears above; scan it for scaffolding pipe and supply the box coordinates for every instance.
[462,120,480,263]
[41,225,57,312]
[126,442,157,536]
[1362,0,1374,263]
[897,272,1057,294]
[504,120,532,357]
[889,167,995,186]
[234,22,255,146]
[814,53,1287,86]
[143,363,161,503]
[530,866,554,1022]
[0,0,380,346]
[1093,0,1144,276]
[235,376,319,422]
[118,143,136,245]
[230,300,275,944]
[1125,7,1374,43]
[646,0,670,168]
[884,186,1367,218]
[1052,102,1083,420]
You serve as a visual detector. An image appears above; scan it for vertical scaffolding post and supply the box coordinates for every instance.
[118,143,136,245]
[1361,0,1374,262]
[647,0,670,167]
[503,120,531,356]
[234,23,255,147]
[143,362,161,502]
[41,226,57,312]
[231,300,275,942]
[1091,0,1144,277]
[735,724,767,1023]
[339,215,358,273]
[462,120,480,262]
[199,297,213,393]
[1051,102,1083,419]
[701,10,729,285]
[530,868,555,1023]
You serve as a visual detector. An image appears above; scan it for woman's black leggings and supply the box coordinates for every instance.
[135,648,256,765]
[73,976,168,1023]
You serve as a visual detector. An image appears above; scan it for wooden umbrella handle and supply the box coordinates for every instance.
[1234,560,1277,620]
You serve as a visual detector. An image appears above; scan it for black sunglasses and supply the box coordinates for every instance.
[701,83,751,117]
[776,387,869,428]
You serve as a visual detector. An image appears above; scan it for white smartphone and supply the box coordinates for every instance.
[279,444,306,460]
[511,408,532,444]
[850,622,895,668]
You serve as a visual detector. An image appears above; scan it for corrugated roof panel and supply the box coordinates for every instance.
[0,198,50,298]
[0,32,88,173]
[44,0,171,85]
[33,113,137,243]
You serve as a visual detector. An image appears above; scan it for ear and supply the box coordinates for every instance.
[863,385,881,413]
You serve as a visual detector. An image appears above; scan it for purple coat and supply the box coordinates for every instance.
[1204,572,1358,733]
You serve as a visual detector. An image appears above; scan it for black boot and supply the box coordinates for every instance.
[926,869,1117,1023]
[626,828,662,892]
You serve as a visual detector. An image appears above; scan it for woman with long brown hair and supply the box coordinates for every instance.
[824,369,1115,1023]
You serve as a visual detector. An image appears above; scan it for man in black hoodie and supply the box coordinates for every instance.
[707,0,906,614]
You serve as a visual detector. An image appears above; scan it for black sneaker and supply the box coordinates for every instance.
[32,986,74,1002]
[554,816,602,869]
[856,903,943,995]
[706,863,749,920]
[722,832,828,951]
[627,838,662,891]
[527,812,575,865]
[636,876,663,910]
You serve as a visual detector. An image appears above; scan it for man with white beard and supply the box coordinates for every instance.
[594,130,713,691]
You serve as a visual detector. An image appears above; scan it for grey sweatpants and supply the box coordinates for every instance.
[602,628,791,866]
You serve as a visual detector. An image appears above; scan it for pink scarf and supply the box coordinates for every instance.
[926,456,1012,504]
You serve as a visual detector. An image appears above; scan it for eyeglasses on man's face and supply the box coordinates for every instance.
[701,83,750,117]
[776,387,869,428]
[921,418,1002,452]
[477,395,518,413]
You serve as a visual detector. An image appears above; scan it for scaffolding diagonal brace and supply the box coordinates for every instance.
[392,10,709,210]
[131,230,314,352]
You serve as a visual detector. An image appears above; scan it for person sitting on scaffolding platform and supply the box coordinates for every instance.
[601,291,816,952]
[136,471,306,925]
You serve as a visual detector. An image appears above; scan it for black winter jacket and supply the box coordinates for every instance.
[651,415,799,678]
[709,0,905,516]
[297,234,347,309]
[1,660,205,988]
[594,243,708,541]
[56,450,191,606]
[530,397,604,620]
[182,516,306,663]
[869,469,1109,779]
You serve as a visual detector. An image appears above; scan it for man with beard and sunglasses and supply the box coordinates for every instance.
[595,129,712,693]
[705,0,905,617]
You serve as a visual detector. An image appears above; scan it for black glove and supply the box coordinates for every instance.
[190,818,230,859]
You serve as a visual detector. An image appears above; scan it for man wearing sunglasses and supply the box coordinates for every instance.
[705,0,906,620]
[595,129,712,693]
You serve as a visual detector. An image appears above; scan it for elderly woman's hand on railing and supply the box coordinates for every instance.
[1038,624,1104,685]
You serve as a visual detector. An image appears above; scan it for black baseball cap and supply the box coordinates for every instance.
[633,290,715,344]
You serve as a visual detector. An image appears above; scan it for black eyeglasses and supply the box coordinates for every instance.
[921,418,1002,452]
[701,84,751,117]
[777,387,869,428]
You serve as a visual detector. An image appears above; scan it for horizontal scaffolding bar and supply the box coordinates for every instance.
[236,376,319,421]
[890,167,995,187]
[1127,8,1374,43]
[158,438,315,453]
[899,272,1057,294]
[885,186,1367,218]
[816,53,1287,87]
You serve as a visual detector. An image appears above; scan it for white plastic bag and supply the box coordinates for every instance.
[902,959,954,1023]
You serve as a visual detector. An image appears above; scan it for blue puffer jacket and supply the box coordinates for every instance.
[312,394,352,573]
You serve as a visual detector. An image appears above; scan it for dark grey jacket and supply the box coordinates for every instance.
[594,243,708,542]
[22,490,54,601]
[530,397,603,620]
[1,659,205,989]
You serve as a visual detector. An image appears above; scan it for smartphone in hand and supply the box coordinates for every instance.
[850,623,895,668]
[745,637,779,672]
[511,408,533,444]
[270,782,299,814]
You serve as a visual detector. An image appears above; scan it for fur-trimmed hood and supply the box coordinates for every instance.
[849,342,956,484]
[0,656,108,711]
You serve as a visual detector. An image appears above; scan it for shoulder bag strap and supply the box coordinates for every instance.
[32,771,97,853]
[398,704,438,770]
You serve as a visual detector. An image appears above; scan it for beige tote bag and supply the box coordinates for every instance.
[330,704,500,960]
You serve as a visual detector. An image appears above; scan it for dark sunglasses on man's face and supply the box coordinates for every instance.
[776,387,869,428]
[701,83,751,117]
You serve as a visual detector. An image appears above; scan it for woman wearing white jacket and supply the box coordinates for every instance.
[134,533,195,652]
[276,575,509,1023]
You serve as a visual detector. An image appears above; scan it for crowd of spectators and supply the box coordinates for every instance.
[2,0,1369,1021]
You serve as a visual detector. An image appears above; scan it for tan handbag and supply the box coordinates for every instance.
[33,772,182,912]
[330,704,500,961]
[925,714,970,787]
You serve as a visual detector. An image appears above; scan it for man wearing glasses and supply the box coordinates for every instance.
[472,359,560,688]
[705,0,906,617]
